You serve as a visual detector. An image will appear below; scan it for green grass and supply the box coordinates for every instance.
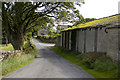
[2,53,35,76]
[0,40,33,50]
[51,46,119,79]
[1,40,38,76]
[0,44,14,50]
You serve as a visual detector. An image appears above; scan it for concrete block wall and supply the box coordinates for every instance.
[68,31,72,50]
[56,35,62,47]
[59,27,120,61]
[77,30,85,53]
[107,29,119,61]
[64,32,67,49]
[61,32,63,48]
[76,30,79,51]
[97,28,107,53]
[62,32,65,48]
[85,29,95,53]
[118,29,120,61]
[71,30,76,51]
[66,32,69,49]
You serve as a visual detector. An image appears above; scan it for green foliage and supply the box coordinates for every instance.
[94,59,117,72]
[37,35,56,40]
[2,53,34,76]
[26,32,32,39]
[82,58,95,69]
[0,44,14,50]
[51,46,119,78]
[2,2,83,50]
[85,18,96,22]
[80,53,118,75]
[24,40,30,50]
[2,40,38,76]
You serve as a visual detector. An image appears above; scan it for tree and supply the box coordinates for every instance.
[2,2,84,50]
[73,15,85,26]
[85,18,96,22]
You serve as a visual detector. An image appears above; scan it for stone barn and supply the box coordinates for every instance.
[57,14,120,61]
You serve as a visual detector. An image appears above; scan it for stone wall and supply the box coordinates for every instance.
[0,50,24,61]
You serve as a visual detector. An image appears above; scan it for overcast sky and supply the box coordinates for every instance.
[77,0,120,19]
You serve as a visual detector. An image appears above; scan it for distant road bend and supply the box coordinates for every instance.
[3,38,94,79]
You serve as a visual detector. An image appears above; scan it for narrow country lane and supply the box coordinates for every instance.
[2,38,95,79]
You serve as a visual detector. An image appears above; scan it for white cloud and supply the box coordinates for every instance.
[77,0,120,19]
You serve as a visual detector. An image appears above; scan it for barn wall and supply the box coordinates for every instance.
[97,28,107,53]
[62,32,65,48]
[59,28,120,61]
[107,29,119,61]
[77,30,85,53]
[71,30,76,51]
[76,30,79,51]
[85,29,95,53]
[66,32,69,49]
[56,35,62,47]
[69,31,72,50]
[61,32,64,48]
[118,29,120,61]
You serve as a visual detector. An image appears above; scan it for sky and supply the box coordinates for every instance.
[77,0,120,19]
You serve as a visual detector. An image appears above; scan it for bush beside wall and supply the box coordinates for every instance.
[37,35,56,43]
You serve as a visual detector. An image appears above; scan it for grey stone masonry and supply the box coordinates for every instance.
[0,50,23,61]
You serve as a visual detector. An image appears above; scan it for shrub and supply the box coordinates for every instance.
[37,35,57,40]
[52,46,119,78]
[94,56,118,72]
[81,52,106,69]
[82,57,95,69]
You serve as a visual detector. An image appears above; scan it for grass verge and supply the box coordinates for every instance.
[0,44,14,50]
[1,40,38,76]
[2,53,34,76]
[51,46,119,79]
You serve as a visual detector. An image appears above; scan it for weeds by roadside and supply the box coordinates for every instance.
[0,44,14,50]
[1,40,38,76]
[51,46,119,79]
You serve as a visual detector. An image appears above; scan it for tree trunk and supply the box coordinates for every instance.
[7,29,24,50]
[2,4,24,50]
[11,32,24,50]
[6,37,8,46]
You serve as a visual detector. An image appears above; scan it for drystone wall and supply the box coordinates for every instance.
[0,50,24,61]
